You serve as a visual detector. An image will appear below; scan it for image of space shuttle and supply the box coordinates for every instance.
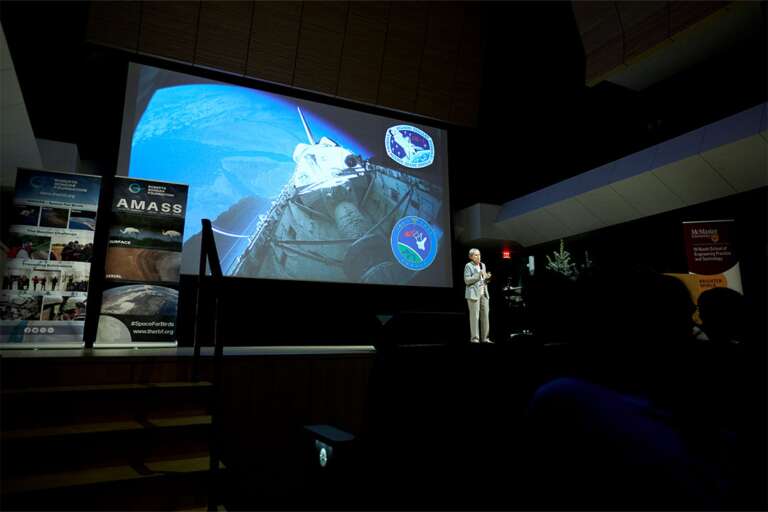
[229,107,444,285]
[388,127,426,160]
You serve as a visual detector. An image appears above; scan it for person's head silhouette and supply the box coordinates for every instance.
[697,286,745,344]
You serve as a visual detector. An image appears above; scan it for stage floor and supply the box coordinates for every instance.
[0,345,376,359]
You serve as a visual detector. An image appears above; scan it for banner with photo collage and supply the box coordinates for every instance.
[1,168,101,347]
[95,177,188,346]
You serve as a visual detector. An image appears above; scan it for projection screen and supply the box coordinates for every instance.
[117,63,453,287]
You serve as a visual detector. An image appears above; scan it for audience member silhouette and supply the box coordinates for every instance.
[696,286,746,346]
[524,269,743,510]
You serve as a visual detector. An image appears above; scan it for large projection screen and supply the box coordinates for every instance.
[117,63,453,287]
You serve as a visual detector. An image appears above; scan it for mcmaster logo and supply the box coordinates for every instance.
[691,228,720,242]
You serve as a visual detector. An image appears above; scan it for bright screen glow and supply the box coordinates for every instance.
[117,63,453,287]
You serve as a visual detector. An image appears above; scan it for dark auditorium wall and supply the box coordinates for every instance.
[85,1,485,127]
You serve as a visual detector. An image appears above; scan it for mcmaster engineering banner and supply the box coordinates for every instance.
[95,177,188,346]
[1,168,101,347]
[682,219,743,295]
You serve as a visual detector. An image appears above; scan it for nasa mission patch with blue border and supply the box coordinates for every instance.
[390,216,438,271]
[384,125,435,169]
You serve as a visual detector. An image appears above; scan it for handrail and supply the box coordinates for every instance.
[190,219,224,512]
[191,219,223,381]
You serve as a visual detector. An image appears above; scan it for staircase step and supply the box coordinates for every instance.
[2,456,224,495]
[147,415,212,428]
[2,415,212,440]
[2,416,213,477]
[3,463,151,495]
[2,381,212,397]
[1,458,225,511]
[148,381,213,390]
[2,384,149,396]
[2,382,213,430]
[0,355,214,390]
[145,455,221,473]
[2,420,145,440]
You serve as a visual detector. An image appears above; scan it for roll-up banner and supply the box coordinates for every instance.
[683,219,742,294]
[95,177,188,347]
[1,168,102,348]
[667,220,743,317]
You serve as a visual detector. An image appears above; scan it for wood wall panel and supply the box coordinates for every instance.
[138,1,200,63]
[293,1,349,95]
[669,1,729,34]
[87,1,488,126]
[337,2,389,104]
[573,1,731,85]
[450,4,483,126]
[415,2,464,120]
[573,2,623,54]
[195,1,253,74]
[584,43,624,83]
[377,2,429,114]
[617,2,669,62]
[246,1,302,85]
[86,1,141,50]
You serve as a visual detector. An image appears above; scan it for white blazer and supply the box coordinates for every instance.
[464,261,487,300]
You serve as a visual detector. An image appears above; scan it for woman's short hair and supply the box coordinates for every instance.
[468,248,480,258]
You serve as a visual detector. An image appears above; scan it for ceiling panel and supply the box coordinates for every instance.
[0,132,41,186]
[610,172,685,216]
[544,198,604,238]
[516,208,567,244]
[0,24,12,71]
[700,102,766,151]
[610,141,659,182]
[652,154,736,205]
[484,102,767,248]
[574,185,641,226]
[0,23,41,187]
[497,214,542,247]
[1,67,23,108]
[653,127,706,168]
[700,135,768,192]
[0,103,30,135]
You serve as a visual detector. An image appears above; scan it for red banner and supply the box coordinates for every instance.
[683,220,737,275]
